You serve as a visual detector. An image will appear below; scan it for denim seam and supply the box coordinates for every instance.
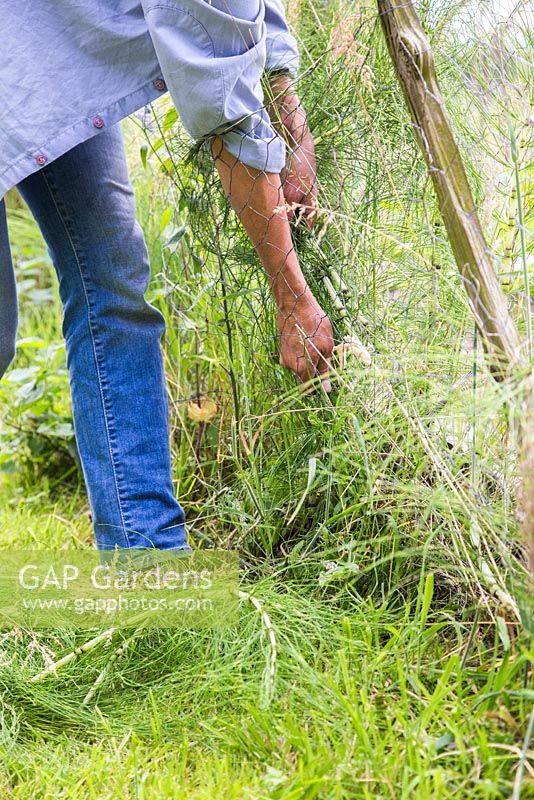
[39,169,132,547]
[95,523,184,548]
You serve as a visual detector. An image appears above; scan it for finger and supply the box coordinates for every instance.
[300,369,331,394]
[293,204,306,228]
[295,354,315,385]
[317,348,333,373]
[295,357,331,394]
[297,347,321,385]
[303,197,318,230]
[316,357,332,394]
[280,348,306,383]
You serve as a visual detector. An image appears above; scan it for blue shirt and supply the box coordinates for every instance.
[0,0,299,198]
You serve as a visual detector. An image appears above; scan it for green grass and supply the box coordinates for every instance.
[0,544,531,799]
[0,0,532,796]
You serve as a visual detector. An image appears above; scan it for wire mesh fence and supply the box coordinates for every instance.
[125,0,533,608]
[0,0,530,613]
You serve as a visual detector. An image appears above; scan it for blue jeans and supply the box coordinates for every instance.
[0,200,17,377]
[0,125,188,551]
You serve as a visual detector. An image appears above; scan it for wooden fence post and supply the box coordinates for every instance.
[377,0,524,378]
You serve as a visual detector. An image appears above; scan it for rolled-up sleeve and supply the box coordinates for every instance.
[141,0,289,173]
[265,0,300,76]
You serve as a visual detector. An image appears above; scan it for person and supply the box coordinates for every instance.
[0,0,334,550]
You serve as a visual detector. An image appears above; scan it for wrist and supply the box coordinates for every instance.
[273,278,312,311]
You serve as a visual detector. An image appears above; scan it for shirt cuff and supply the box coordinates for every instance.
[265,32,300,77]
[218,127,286,174]
[264,0,300,76]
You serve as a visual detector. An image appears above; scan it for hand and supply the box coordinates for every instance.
[268,74,318,228]
[277,290,334,391]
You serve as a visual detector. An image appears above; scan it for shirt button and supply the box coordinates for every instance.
[35,154,47,166]
[154,78,166,92]
[93,116,105,129]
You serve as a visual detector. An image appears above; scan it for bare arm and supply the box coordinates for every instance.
[266,72,318,228]
[211,137,333,390]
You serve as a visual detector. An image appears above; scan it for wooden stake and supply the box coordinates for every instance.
[377,0,524,378]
